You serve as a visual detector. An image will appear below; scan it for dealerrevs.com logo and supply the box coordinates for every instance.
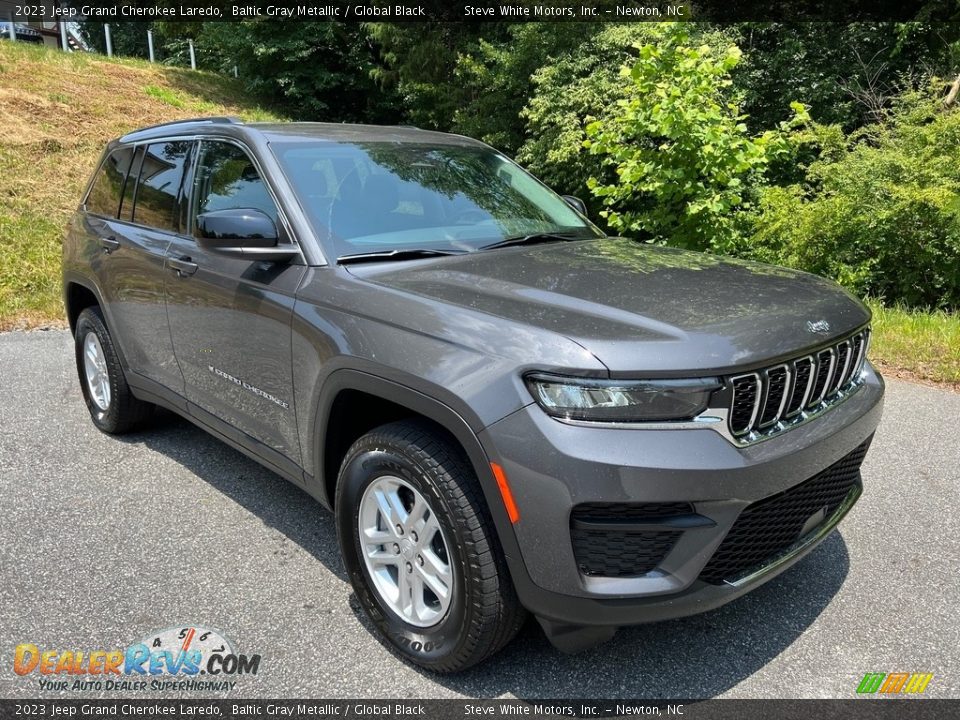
[13,626,260,693]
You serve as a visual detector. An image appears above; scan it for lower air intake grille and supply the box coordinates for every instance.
[570,503,692,577]
[698,437,872,584]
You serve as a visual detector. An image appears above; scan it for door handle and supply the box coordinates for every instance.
[169,256,198,277]
[100,236,120,254]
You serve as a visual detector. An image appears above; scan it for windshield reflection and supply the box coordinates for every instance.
[271,141,601,259]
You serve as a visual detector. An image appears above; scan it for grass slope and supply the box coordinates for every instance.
[0,41,280,329]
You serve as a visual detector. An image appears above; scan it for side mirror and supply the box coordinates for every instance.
[562,195,588,217]
[196,208,299,262]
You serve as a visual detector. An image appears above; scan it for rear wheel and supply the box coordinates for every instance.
[74,306,153,434]
[335,420,525,672]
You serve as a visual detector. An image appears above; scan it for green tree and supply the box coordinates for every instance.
[451,23,600,153]
[365,22,494,130]
[191,21,397,122]
[583,24,806,253]
[516,24,663,206]
[732,22,960,132]
[751,88,960,309]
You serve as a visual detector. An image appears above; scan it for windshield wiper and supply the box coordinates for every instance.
[480,232,586,251]
[338,248,462,264]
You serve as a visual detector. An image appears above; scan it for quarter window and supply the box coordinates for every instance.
[192,141,278,237]
[131,141,191,233]
[85,147,136,218]
[119,146,145,222]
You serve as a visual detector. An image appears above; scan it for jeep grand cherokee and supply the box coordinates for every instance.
[63,117,884,672]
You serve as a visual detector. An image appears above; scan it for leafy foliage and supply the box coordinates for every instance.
[451,23,599,153]
[751,89,960,309]
[731,22,960,132]
[583,24,806,253]
[365,22,492,130]
[193,22,396,122]
[515,25,658,206]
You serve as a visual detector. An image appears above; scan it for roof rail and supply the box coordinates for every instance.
[120,116,242,140]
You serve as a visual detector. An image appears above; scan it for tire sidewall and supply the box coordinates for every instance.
[75,310,120,432]
[336,446,469,668]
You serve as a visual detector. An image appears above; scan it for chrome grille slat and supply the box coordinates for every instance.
[807,349,835,409]
[830,340,852,394]
[853,330,870,380]
[784,356,814,418]
[730,374,761,436]
[725,329,869,441]
[758,365,790,428]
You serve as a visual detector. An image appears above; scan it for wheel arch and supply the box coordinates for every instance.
[313,369,492,510]
[312,368,532,605]
[64,277,102,334]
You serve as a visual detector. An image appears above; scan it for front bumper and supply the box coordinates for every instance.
[478,362,884,636]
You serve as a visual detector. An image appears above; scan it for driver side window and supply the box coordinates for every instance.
[192,141,278,239]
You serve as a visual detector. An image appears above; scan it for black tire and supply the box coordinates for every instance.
[74,306,154,434]
[335,419,525,672]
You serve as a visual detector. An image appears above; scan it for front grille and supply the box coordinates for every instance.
[726,328,870,440]
[570,502,692,577]
[698,438,871,584]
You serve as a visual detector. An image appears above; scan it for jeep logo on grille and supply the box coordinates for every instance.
[806,319,831,334]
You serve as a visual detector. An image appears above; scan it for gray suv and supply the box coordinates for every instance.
[63,117,884,672]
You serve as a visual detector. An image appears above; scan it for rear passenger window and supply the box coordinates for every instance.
[119,146,145,221]
[192,141,278,234]
[85,147,135,218]
[131,141,191,232]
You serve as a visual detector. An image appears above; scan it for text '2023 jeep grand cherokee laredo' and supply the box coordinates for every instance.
[63,117,883,672]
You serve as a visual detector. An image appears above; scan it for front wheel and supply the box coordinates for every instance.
[335,420,525,672]
[74,306,153,434]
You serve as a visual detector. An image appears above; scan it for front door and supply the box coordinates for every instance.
[164,139,306,463]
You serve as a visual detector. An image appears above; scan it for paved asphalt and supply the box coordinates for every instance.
[0,329,958,700]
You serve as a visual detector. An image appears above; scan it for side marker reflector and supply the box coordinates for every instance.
[490,462,520,524]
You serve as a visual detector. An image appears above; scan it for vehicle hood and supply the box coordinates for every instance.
[345,238,871,375]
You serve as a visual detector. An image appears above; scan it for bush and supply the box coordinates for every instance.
[751,89,960,310]
[515,25,658,206]
[582,24,805,254]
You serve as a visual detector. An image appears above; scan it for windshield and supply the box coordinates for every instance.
[270,140,602,259]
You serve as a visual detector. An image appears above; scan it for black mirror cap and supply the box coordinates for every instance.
[196,208,278,248]
[562,195,588,217]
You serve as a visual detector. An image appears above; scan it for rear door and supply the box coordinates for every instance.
[82,142,184,395]
[164,138,306,464]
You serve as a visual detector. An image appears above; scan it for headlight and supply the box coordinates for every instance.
[525,374,720,422]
